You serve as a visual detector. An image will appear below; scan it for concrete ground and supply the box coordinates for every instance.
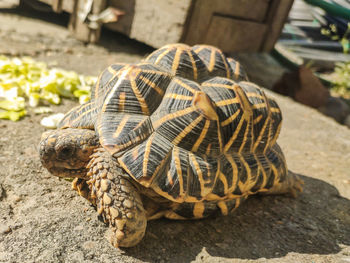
[0,4,349,263]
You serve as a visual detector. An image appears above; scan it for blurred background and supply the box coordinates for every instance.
[0,1,350,263]
[0,0,349,126]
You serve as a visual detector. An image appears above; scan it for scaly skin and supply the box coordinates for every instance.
[39,128,99,179]
[39,130,147,247]
[39,128,303,248]
[87,148,147,247]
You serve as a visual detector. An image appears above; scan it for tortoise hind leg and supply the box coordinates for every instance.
[261,170,304,197]
[87,148,147,247]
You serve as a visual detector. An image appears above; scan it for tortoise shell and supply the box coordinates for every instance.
[59,44,286,204]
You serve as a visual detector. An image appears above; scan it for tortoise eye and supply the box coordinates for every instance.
[58,147,74,159]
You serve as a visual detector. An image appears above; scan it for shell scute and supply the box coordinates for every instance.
[58,101,97,129]
[145,44,209,82]
[62,43,287,203]
[92,63,126,101]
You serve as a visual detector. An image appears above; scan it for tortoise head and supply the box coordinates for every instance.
[39,128,99,179]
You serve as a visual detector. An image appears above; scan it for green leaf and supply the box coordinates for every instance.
[0,109,26,121]
[0,98,25,111]
[0,55,96,121]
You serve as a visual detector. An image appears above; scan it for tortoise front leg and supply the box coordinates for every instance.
[87,148,147,247]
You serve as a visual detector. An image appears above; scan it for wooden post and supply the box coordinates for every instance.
[68,0,107,43]
[52,0,62,13]
[261,0,294,51]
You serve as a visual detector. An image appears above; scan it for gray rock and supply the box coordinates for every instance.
[318,96,350,124]
[344,115,350,128]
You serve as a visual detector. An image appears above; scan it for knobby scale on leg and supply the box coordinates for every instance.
[86,147,147,247]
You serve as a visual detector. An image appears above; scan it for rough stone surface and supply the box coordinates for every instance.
[272,66,330,108]
[0,6,350,263]
[318,96,350,124]
[345,115,350,128]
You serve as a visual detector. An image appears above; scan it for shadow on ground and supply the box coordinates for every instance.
[0,4,69,26]
[123,174,350,262]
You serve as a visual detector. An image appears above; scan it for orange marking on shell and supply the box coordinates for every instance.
[113,115,129,139]
[221,109,240,127]
[193,202,205,218]
[254,154,267,189]
[215,97,240,107]
[217,201,228,215]
[208,48,216,72]
[129,72,150,115]
[164,93,193,100]
[76,102,93,115]
[154,48,171,65]
[145,150,172,188]
[132,147,139,161]
[246,92,264,100]
[118,92,126,112]
[262,93,273,154]
[142,135,154,180]
[172,115,203,145]
[141,70,172,77]
[174,78,197,94]
[221,54,231,79]
[270,107,281,113]
[224,118,244,152]
[223,84,253,153]
[206,193,221,201]
[252,91,271,153]
[192,45,206,53]
[205,143,212,155]
[107,65,119,75]
[60,105,79,127]
[234,198,241,210]
[189,152,208,197]
[186,50,198,80]
[97,66,120,98]
[102,67,131,114]
[238,118,252,154]
[271,122,282,145]
[173,147,184,197]
[193,91,218,121]
[192,119,210,152]
[237,156,254,193]
[252,117,270,152]
[253,114,263,125]
[202,82,235,90]
[94,73,102,99]
[218,171,228,194]
[166,170,174,186]
[171,48,183,75]
[269,158,279,185]
[234,62,240,79]
[153,106,196,129]
[252,103,267,109]
[138,75,165,96]
[71,104,95,126]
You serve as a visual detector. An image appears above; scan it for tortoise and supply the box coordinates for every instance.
[39,43,303,248]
